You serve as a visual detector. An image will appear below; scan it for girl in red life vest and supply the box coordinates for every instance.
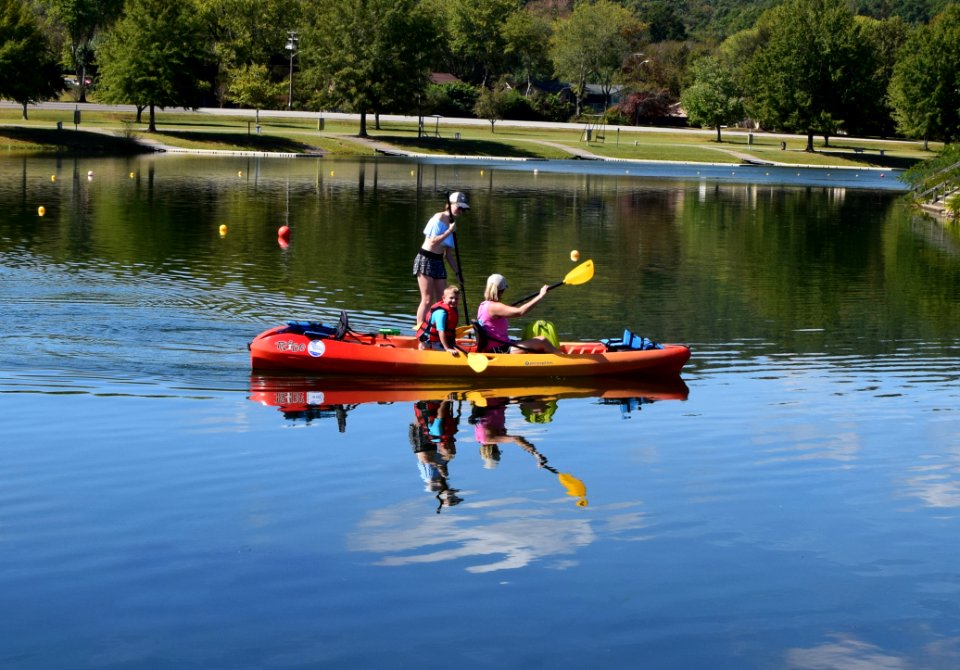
[416,286,461,353]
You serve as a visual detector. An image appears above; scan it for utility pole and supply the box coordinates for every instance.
[286,31,299,109]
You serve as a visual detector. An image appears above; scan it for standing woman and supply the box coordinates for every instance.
[413,192,469,329]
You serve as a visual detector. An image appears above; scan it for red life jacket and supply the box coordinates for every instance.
[414,400,458,444]
[417,300,459,344]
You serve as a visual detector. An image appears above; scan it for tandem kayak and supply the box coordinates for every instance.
[249,318,690,379]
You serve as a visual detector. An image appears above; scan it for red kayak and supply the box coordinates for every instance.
[249,318,690,379]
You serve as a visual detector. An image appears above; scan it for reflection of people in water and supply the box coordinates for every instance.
[470,397,588,506]
[409,399,463,511]
[472,398,545,469]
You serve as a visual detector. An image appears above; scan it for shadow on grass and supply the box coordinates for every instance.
[819,150,921,170]
[374,134,547,158]
[0,126,150,155]
[156,130,321,153]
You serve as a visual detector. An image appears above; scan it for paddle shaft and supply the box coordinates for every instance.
[451,230,470,323]
[508,259,594,306]
[510,279,564,307]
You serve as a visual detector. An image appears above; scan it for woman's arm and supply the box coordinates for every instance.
[486,285,549,318]
[443,246,459,276]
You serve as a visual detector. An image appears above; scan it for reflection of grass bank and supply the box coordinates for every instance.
[0,107,935,168]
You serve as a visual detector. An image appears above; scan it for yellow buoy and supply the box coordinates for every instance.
[238,171,243,177]
[50,175,56,182]
[570,249,580,262]
[330,171,335,176]
[219,224,228,236]
[129,172,135,178]
[38,206,46,216]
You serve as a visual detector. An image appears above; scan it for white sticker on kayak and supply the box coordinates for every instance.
[307,340,326,357]
[306,391,325,405]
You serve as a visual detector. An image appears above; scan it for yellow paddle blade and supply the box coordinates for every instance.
[558,472,586,498]
[467,352,489,373]
[464,391,488,407]
[563,259,594,286]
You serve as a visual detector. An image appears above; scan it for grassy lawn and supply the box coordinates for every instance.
[0,106,939,169]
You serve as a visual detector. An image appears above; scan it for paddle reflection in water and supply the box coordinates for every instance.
[471,396,588,507]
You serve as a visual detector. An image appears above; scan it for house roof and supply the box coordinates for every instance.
[430,73,462,85]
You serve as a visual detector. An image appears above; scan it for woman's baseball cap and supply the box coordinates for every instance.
[449,192,470,209]
[487,273,508,290]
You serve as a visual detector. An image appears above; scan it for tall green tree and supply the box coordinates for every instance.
[550,0,644,115]
[745,0,866,151]
[681,56,743,141]
[501,8,552,95]
[40,0,123,102]
[446,0,519,87]
[96,0,213,131]
[196,0,301,106]
[227,64,283,119]
[300,0,439,137]
[848,15,909,136]
[889,3,960,145]
[0,0,63,118]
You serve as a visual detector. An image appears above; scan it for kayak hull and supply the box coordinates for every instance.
[249,325,690,379]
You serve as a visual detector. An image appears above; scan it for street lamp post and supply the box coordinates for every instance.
[286,31,298,109]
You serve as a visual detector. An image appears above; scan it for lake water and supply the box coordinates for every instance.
[1,154,958,669]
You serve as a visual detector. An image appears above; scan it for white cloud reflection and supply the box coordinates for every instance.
[786,634,906,669]
[348,497,596,573]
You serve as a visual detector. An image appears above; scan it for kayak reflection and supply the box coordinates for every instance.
[248,374,689,429]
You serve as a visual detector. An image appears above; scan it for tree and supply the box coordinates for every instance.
[889,3,960,146]
[96,0,213,132]
[40,0,123,103]
[446,0,519,87]
[550,0,644,116]
[641,1,687,42]
[0,0,63,118]
[847,16,909,137]
[745,0,865,151]
[227,64,283,120]
[474,80,511,131]
[299,0,439,137]
[681,56,744,141]
[501,8,552,95]
[196,0,301,106]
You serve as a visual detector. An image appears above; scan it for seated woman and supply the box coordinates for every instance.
[475,274,558,354]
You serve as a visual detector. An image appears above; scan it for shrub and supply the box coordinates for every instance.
[424,82,480,118]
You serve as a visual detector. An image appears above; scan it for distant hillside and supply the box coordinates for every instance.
[628,0,952,42]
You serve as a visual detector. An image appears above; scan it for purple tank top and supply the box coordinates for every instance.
[477,301,509,352]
